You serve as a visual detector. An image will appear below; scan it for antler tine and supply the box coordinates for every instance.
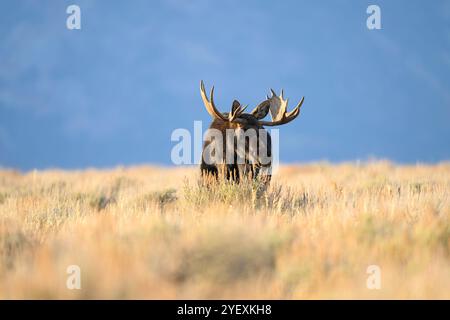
[200,80,211,114]
[287,96,304,117]
[200,81,249,123]
[280,97,288,115]
[200,80,228,122]
[258,95,305,127]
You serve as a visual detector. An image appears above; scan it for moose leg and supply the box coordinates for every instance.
[200,162,218,182]
[226,164,240,183]
[259,164,272,189]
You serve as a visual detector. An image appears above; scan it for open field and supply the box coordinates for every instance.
[0,162,449,299]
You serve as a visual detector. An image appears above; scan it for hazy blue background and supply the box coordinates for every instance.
[1,0,449,170]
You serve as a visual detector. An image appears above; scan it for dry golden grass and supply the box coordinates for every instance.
[0,162,449,299]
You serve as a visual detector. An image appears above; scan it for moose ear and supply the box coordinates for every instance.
[231,100,241,114]
[251,100,270,120]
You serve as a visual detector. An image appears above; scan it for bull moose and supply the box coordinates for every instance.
[199,80,305,185]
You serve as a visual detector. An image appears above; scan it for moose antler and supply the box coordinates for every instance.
[257,89,304,126]
[200,81,247,122]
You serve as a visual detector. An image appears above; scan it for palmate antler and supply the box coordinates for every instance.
[200,81,304,126]
[258,89,305,126]
[200,81,247,122]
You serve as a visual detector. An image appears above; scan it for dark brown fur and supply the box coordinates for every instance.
[200,113,272,184]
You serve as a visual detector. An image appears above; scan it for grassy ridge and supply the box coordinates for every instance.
[0,162,449,299]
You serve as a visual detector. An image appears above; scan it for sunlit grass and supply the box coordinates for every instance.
[0,162,449,299]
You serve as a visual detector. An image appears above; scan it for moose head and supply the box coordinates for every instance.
[199,80,304,185]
